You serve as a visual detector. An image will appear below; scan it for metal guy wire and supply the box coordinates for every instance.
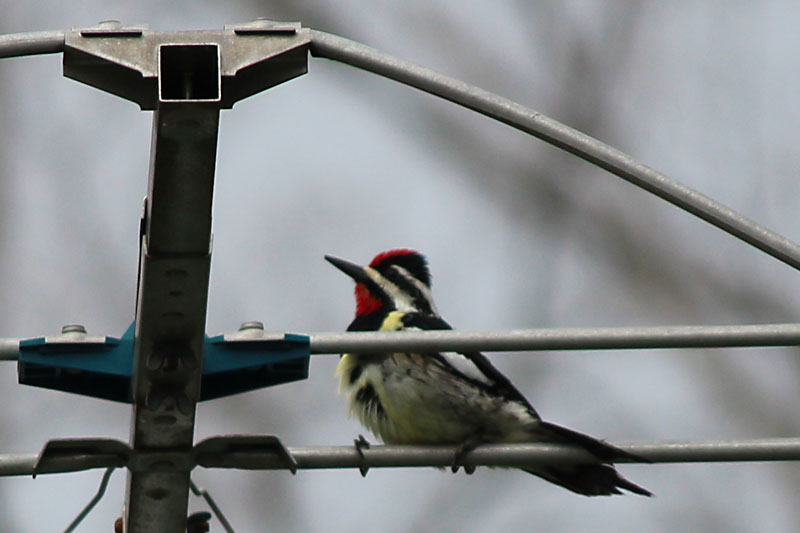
[63,467,116,533]
[189,479,236,533]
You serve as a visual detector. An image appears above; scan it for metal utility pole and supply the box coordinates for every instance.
[61,20,310,531]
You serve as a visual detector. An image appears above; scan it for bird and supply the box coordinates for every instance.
[325,248,651,497]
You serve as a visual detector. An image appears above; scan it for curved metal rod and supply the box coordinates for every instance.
[309,29,800,272]
[63,467,116,533]
[0,30,65,58]
[190,479,236,533]
[2,27,798,271]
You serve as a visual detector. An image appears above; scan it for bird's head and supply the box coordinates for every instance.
[325,249,437,317]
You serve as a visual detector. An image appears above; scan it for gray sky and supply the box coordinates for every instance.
[2,2,800,532]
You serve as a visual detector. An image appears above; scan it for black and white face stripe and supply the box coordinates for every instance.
[326,253,439,315]
[362,266,417,312]
[376,264,438,315]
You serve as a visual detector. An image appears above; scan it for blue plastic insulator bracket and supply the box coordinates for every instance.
[18,323,135,402]
[17,322,310,402]
[201,332,310,401]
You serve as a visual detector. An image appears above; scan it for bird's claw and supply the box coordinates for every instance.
[451,441,478,475]
[354,434,371,477]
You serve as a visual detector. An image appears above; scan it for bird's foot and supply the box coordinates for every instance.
[354,434,371,477]
[451,438,480,475]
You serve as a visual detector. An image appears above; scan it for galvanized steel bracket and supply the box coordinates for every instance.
[194,435,298,474]
[33,438,130,478]
[63,20,310,109]
[28,434,299,476]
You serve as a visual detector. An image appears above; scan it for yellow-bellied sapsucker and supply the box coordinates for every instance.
[326,249,651,497]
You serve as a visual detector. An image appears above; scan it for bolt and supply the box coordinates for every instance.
[61,324,87,335]
[97,20,122,28]
[237,321,265,339]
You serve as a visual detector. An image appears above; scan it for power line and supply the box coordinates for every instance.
[3,323,800,362]
[4,438,800,478]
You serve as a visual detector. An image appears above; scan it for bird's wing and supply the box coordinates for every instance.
[401,312,540,418]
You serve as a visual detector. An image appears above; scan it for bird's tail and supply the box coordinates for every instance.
[523,421,652,497]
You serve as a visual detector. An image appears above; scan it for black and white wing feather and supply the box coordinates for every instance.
[401,312,540,417]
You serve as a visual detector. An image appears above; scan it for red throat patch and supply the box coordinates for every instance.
[354,282,383,316]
